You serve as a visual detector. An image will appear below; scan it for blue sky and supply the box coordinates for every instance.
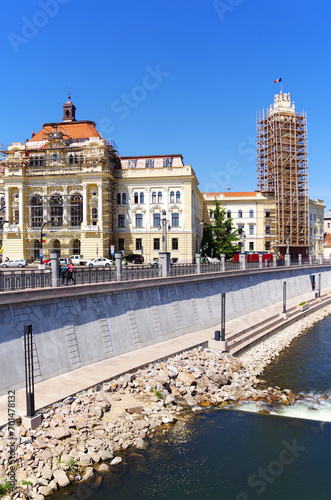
[1,0,331,210]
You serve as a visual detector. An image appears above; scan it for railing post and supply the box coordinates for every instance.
[220,253,225,272]
[159,252,170,277]
[298,254,302,266]
[239,253,247,270]
[309,255,313,265]
[259,254,263,269]
[22,324,42,430]
[283,281,286,314]
[272,253,277,267]
[50,251,59,287]
[115,252,122,281]
[285,253,291,266]
[318,273,321,298]
[318,254,323,265]
[195,253,201,274]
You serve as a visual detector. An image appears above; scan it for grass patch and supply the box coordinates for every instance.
[0,482,12,497]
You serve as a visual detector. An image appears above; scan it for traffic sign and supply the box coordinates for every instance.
[110,245,115,255]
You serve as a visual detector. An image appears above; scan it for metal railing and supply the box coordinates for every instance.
[66,267,117,285]
[201,263,223,273]
[0,270,52,291]
[122,265,162,280]
[1,256,331,292]
[169,264,197,276]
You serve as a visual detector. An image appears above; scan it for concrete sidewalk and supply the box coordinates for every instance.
[1,287,330,428]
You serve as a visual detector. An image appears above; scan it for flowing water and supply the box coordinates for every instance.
[57,315,331,500]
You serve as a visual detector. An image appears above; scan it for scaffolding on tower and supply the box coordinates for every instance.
[257,92,309,258]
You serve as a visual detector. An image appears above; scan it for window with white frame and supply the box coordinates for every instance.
[135,213,143,228]
[172,213,179,227]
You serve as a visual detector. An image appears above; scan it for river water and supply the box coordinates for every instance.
[59,316,331,500]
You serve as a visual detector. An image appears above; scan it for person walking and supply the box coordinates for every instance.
[67,261,75,284]
[61,260,68,285]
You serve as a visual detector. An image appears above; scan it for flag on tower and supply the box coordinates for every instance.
[274,78,282,83]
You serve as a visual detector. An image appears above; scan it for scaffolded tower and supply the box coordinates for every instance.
[257,92,309,257]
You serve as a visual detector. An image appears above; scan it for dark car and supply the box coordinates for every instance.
[124,254,144,264]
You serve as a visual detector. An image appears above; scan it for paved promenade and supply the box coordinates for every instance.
[1,287,330,427]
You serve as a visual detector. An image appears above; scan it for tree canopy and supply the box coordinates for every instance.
[201,200,241,259]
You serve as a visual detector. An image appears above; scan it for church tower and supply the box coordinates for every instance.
[257,92,309,258]
[62,92,76,122]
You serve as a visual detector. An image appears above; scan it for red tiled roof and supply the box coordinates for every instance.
[28,121,100,142]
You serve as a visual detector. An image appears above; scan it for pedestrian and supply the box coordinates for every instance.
[67,261,75,284]
[61,261,68,285]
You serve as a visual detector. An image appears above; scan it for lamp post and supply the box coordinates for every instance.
[241,229,246,253]
[286,232,290,255]
[40,221,52,264]
[161,210,171,252]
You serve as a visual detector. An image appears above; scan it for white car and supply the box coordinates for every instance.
[1,259,27,268]
[85,258,113,268]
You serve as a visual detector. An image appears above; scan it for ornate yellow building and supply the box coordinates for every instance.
[0,96,203,263]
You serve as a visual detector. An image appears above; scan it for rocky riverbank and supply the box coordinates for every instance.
[1,304,330,499]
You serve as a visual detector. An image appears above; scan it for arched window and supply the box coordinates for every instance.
[140,192,144,204]
[122,193,127,204]
[249,209,254,218]
[39,156,44,167]
[117,193,121,204]
[134,192,139,204]
[227,210,231,219]
[69,154,74,165]
[50,194,63,227]
[72,239,81,255]
[238,210,243,218]
[170,191,174,203]
[176,191,180,202]
[152,192,156,203]
[158,191,162,203]
[30,195,43,228]
[70,194,83,227]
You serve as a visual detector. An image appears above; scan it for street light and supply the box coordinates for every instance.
[161,210,171,253]
[286,232,290,255]
[241,229,246,254]
[40,221,52,264]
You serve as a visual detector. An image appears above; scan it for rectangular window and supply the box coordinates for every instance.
[118,214,125,228]
[163,158,173,168]
[146,159,154,168]
[249,225,254,235]
[153,213,161,227]
[265,226,271,235]
[172,238,178,250]
[249,242,254,251]
[238,224,244,235]
[119,238,124,251]
[128,159,137,168]
[14,209,19,224]
[265,242,271,251]
[172,213,179,227]
[91,207,98,225]
[135,214,143,228]
[328,223,330,228]
[154,238,160,250]
[136,238,142,251]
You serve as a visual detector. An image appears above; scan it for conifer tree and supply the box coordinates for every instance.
[201,200,240,259]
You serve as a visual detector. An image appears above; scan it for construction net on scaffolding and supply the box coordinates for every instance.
[257,92,309,257]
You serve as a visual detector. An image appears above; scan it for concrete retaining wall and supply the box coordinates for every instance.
[1,266,330,395]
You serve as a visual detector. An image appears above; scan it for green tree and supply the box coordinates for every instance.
[201,200,240,259]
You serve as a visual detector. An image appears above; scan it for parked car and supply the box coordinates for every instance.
[124,254,144,264]
[42,259,51,265]
[85,257,113,268]
[149,258,175,267]
[69,255,87,265]
[1,258,27,268]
